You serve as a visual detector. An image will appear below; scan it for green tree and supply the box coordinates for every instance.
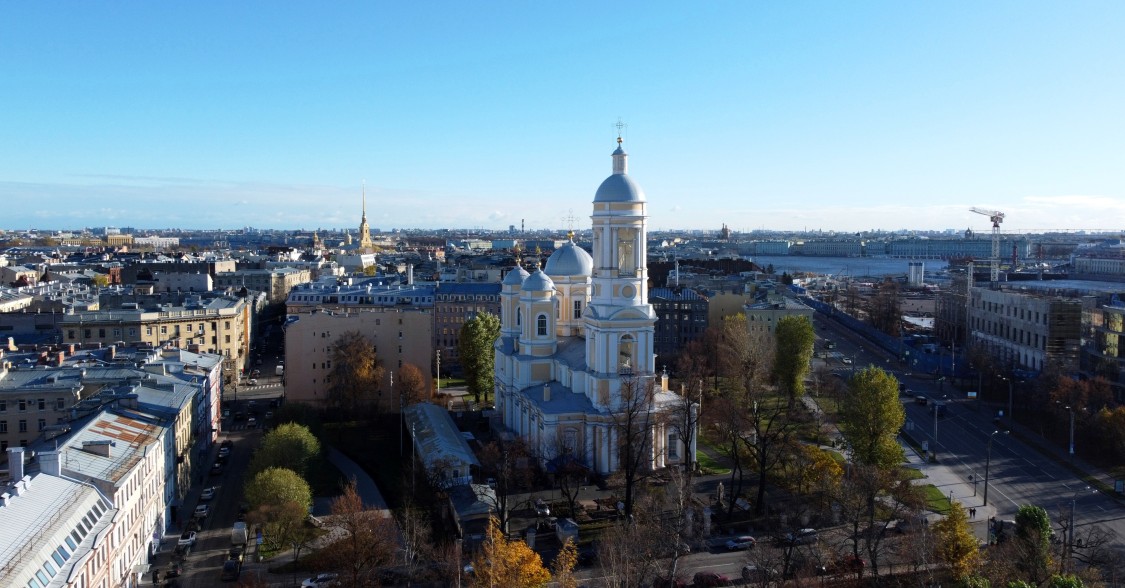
[327,331,386,413]
[771,315,815,408]
[932,502,981,581]
[459,312,500,403]
[1013,505,1053,584]
[248,422,321,478]
[1048,575,1084,588]
[840,366,906,469]
[244,468,313,551]
[245,467,313,512]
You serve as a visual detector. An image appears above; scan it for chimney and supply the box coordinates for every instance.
[543,383,551,403]
[107,345,116,360]
[0,492,9,507]
[56,351,65,365]
[40,450,62,476]
[68,343,76,354]
[7,447,25,480]
[407,264,414,285]
[81,440,113,457]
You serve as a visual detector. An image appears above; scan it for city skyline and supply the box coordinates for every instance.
[3,2,1124,232]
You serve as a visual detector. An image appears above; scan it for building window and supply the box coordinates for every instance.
[19,400,26,411]
[574,300,582,319]
[19,419,27,433]
[38,419,46,431]
[37,399,46,410]
[0,401,5,412]
[0,421,6,433]
[668,433,679,459]
[537,314,548,336]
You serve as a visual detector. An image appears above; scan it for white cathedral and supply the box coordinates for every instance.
[495,137,696,475]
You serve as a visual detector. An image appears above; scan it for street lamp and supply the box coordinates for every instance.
[1067,405,1076,458]
[983,429,1009,507]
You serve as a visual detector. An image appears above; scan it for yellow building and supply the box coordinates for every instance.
[58,295,251,379]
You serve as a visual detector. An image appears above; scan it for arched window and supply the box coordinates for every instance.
[618,334,635,371]
[537,314,548,336]
[517,307,522,327]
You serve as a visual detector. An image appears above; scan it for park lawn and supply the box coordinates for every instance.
[920,484,952,515]
[697,448,732,475]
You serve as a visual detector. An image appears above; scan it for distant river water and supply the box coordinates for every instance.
[750,256,949,278]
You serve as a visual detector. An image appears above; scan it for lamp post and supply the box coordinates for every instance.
[1001,376,1013,422]
[1068,405,1076,458]
[983,429,1009,507]
[1067,486,1094,574]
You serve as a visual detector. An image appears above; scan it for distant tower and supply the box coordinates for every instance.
[720,223,731,241]
[358,182,375,252]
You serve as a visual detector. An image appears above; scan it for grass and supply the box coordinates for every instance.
[697,448,732,475]
[898,466,925,481]
[920,483,952,515]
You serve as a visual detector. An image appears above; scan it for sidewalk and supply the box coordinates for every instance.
[900,438,996,539]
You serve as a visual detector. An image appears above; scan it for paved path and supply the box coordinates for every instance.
[326,446,388,511]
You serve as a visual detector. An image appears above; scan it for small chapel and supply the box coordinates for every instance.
[494,136,696,475]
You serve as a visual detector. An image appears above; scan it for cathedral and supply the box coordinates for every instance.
[494,137,696,475]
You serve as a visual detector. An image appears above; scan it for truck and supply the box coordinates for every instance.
[275,364,284,377]
[231,522,248,546]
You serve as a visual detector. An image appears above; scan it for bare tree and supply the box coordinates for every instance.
[396,498,433,581]
[612,373,659,519]
[478,439,534,534]
[321,479,398,587]
[542,437,589,520]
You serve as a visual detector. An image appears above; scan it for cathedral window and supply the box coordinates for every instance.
[618,334,635,371]
[537,314,548,336]
[574,300,582,318]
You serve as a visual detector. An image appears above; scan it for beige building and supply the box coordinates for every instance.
[58,295,251,379]
[969,286,1082,373]
[283,307,433,410]
[745,296,815,335]
[213,267,311,304]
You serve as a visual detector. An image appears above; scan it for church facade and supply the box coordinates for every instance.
[494,138,696,475]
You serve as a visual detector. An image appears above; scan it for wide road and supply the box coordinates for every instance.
[816,315,1125,555]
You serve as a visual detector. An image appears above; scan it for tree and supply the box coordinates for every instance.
[612,373,659,519]
[459,312,500,403]
[469,515,551,588]
[327,331,386,413]
[248,422,321,478]
[932,502,981,581]
[244,467,312,512]
[717,314,775,398]
[321,479,398,588]
[1014,504,1054,585]
[396,362,429,406]
[396,498,434,581]
[244,468,313,552]
[839,366,905,469]
[552,538,579,588]
[772,315,815,408]
[478,439,534,534]
[866,278,902,335]
[740,393,802,516]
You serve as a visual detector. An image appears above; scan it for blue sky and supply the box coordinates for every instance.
[2,2,1123,233]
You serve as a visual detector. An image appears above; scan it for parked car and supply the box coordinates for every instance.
[248,378,258,386]
[200,487,216,501]
[177,531,196,547]
[247,417,257,428]
[694,570,732,586]
[301,572,339,588]
[228,546,245,564]
[791,528,818,544]
[534,498,550,517]
[915,395,928,405]
[725,535,756,550]
[193,504,210,518]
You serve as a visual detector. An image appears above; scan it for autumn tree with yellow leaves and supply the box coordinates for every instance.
[469,516,551,588]
[932,502,981,582]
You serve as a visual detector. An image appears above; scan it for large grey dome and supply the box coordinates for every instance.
[544,241,593,277]
[594,174,645,203]
[521,269,555,292]
[503,265,530,286]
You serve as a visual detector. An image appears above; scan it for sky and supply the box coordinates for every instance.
[2,2,1124,233]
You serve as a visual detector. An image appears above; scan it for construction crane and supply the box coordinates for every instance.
[970,207,1006,283]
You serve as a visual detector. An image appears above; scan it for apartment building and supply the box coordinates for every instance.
[213,267,311,304]
[283,308,433,410]
[968,286,1082,373]
[434,282,501,375]
[1082,298,1125,400]
[58,294,251,378]
[745,295,815,335]
[650,287,709,365]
